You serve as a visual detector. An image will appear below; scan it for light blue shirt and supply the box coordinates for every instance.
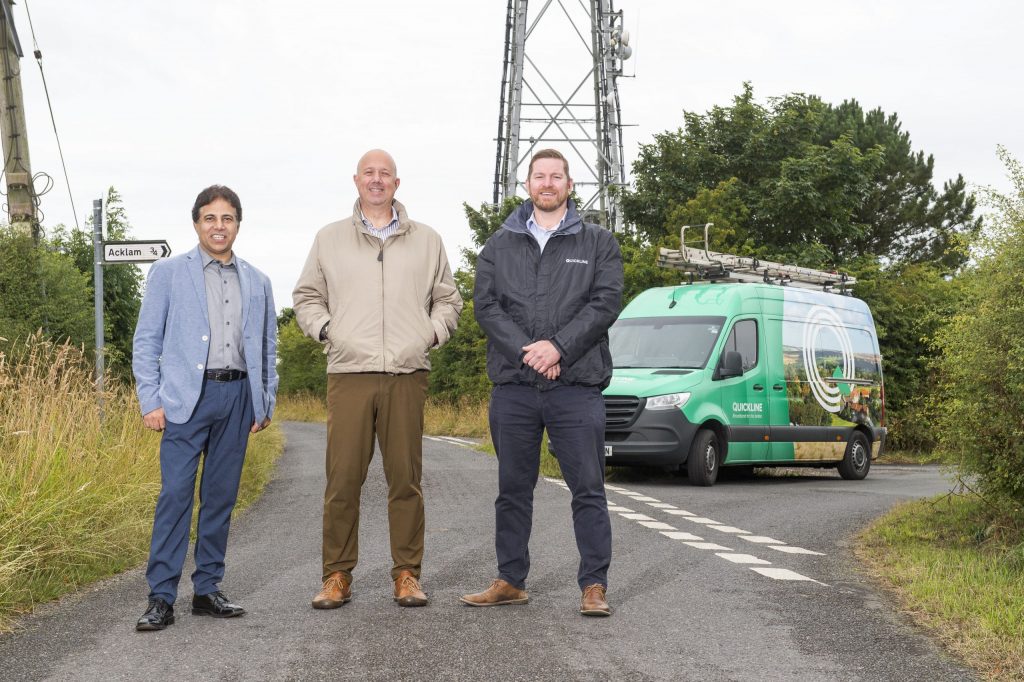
[359,204,400,241]
[526,209,567,253]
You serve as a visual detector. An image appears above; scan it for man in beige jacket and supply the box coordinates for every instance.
[293,149,462,609]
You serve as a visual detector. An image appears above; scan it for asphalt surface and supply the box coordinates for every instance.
[0,422,975,681]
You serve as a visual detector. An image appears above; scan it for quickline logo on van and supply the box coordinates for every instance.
[602,281,885,487]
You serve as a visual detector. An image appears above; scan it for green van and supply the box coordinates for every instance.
[603,282,886,486]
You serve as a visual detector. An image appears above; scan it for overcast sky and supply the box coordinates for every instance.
[11,1,1023,311]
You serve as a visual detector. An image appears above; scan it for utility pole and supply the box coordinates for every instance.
[493,0,632,230]
[0,0,35,240]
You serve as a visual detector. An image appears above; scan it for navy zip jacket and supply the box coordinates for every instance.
[474,199,623,390]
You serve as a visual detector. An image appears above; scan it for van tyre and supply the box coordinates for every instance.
[687,429,720,486]
[838,431,871,480]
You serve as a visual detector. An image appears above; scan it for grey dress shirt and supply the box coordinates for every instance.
[200,247,245,370]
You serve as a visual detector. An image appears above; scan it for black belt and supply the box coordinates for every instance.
[205,368,247,382]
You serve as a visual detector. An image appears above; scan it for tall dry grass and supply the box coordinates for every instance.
[0,335,283,631]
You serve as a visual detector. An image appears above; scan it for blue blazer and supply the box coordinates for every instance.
[132,246,279,425]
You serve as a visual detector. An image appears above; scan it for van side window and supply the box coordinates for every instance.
[723,319,758,372]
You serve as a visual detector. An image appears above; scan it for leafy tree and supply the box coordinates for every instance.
[853,261,961,452]
[275,307,326,396]
[0,227,92,345]
[428,198,521,401]
[933,147,1024,511]
[622,83,980,270]
[47,187,143,380]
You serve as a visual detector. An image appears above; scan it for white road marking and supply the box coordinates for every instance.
[706,525,750,534]
[542,479,828,584]
[684,517,722,524]
[740,536,786,544]
[660,531,704,541]
[439,436,476,445]
[767,545,826,556]
[716,553,772,565]
[683,542,733,551]
[638,521,677,530]
[750,567,826,584]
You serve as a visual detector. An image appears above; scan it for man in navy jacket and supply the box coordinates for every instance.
[132,185,278,631]
[462,149,623,616]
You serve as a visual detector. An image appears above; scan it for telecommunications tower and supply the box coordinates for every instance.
[493,0,632,231]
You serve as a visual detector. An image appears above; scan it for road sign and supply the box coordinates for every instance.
[103,240,171,263]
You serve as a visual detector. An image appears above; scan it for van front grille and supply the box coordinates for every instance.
[605,395,643,429]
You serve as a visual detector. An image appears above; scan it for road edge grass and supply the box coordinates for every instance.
[0,337,285,633]
[855,492,1024,680]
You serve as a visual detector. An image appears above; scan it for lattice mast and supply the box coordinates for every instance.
[492,0,631,231]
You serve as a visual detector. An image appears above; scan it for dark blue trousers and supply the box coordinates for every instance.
[146,378,253,603]
[489,383,611,590]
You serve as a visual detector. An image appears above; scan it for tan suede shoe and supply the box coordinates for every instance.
[312,571,351,609]
[394,570,428,607]
[580,583,610,616]
[460,579,529,607]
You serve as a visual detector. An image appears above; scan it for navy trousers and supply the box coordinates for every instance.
[489,383,611,590]
[145,378,253,603]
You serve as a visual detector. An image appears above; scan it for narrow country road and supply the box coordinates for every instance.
[0,422,973,681]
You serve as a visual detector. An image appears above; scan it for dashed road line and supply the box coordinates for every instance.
[707,525,750,534]
[594,484,828,584]
[716,553,772,565]
[683,542,734,551]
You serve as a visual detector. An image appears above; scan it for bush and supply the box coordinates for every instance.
[933,148,1024,510]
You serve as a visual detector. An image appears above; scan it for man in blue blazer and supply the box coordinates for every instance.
[132,185,278,631]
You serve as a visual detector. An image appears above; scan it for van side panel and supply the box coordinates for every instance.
[762,289,885,462]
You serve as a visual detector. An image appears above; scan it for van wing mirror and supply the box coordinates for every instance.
[717,350,744,379]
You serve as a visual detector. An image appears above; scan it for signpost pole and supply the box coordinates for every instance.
[92,198,104,413]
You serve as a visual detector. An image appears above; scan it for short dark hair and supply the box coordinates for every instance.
[191,185,242,223]
[528,148,570,178]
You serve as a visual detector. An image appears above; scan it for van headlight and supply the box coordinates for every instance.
[645,392,691,410]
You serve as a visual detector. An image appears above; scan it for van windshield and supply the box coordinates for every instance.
[610,316,726,369]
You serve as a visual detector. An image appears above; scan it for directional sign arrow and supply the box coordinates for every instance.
[102,240,172,263]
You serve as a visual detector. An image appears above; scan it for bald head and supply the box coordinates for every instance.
[354,148,401,212]
[356,149,397,176]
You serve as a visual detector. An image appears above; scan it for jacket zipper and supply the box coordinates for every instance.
[379,239,386,372]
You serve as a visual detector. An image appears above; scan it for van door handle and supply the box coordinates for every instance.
[772,384,784,391]
[753,384,764,391]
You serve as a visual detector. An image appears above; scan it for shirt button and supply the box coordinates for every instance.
[197,363,204,370]
[202,335,209,342]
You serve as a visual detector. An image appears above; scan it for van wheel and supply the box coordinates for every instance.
[687,429,720,486]
[838,432,871,480]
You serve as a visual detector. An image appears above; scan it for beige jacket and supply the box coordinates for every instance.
[292,200,463,374]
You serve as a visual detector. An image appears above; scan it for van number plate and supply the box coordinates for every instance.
[604,445,613,457]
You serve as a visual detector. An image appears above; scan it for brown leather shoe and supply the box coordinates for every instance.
[393,570,428,607]
[312,571,351,609]
[460,579,529,607]
[580,583,610,616]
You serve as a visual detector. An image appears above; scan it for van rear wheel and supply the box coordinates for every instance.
[687,429,720,486]
[838,431,871,480]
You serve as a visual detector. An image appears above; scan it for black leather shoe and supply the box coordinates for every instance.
[191,591,245,618]
[136,598,174,631]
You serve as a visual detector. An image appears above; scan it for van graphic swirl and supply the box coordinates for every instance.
[801,306,855,413]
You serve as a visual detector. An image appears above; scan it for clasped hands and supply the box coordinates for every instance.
[522,340,561,381]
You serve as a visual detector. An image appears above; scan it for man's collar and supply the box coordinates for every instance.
[358,203,399,229]
[198,245,236,267]
[527,208,568,232]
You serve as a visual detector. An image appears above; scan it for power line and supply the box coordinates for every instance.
[22,0,78,230]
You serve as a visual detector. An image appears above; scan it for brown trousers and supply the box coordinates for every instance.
[323,371,429,582]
